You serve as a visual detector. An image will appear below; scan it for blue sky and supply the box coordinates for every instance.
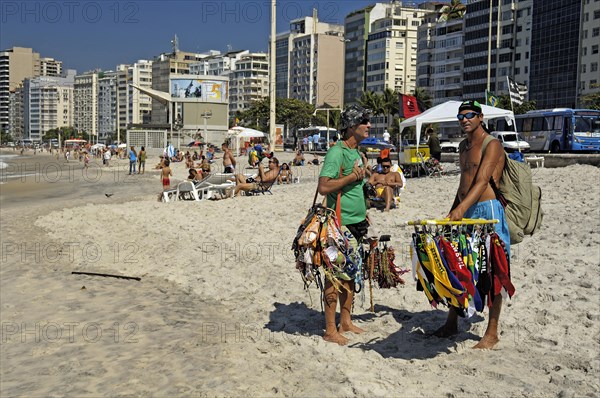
[1,1,430,73]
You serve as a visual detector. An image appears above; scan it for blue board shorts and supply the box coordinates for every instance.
[464,199,511,256]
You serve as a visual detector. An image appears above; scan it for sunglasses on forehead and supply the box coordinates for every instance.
[359,118,370,125]
[457,112,480,121]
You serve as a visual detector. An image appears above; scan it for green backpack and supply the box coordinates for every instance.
[482,135,543,245]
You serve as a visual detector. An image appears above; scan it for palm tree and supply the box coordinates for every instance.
[382,88,399,130]
[438,0,466,22]
[358,91,385,118]
[413,87,433,110]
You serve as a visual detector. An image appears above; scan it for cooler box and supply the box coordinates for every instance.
[403,145,430,163]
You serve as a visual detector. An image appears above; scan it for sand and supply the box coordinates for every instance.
[1,149,599,397]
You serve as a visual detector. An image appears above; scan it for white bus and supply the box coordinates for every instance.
[64,139,87,150]
[297,126,338,151]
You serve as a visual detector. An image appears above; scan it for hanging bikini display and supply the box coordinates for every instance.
[408,219,515,318]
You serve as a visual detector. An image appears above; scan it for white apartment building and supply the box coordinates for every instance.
[579,0,600,98]
[276,13,345,107]
[189,50,232,76]
[74,71,99,138]
[127,60,153,127]
[98,71,118,142]
[229,52,269,119]
[365,4,427,95]
[23,70,75,141]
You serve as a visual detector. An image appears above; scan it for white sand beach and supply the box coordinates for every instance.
[1,150,599,397]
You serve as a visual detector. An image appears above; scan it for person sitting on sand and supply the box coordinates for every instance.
[278,163,292,184]
[292,150,305,166]
[185,154,194,169]
[154,156,166,170]
[230,157,280,197]
[367,157,403,211]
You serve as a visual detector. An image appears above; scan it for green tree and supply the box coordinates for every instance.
[0,129,13,144]
[238,97,317,140]
[580,92,600,110]
[358,91,385,118]
[496,94,537,114]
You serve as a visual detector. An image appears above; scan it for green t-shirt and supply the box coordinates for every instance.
[319,141,367,226]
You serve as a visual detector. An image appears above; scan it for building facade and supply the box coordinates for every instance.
[578,0,600,102]
[23,70,75,141]
[74,70,99,139]
[0,47,41,135]
[276,14,345,107]
[97,71,118,142]
[229,52,269,119]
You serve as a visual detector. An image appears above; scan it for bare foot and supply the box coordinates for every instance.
[323,332,348,346]
[433,324,458,338]
[339,323,365,334]
[472,334,499,349]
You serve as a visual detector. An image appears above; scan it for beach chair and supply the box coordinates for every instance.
[175,181,201,201]
[246,177,278,196]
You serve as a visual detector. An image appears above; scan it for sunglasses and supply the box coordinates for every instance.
[457,112,480,121]
[382,165,391,169]
[359,119,370,125]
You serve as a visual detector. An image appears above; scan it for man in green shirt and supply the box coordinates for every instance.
[318,104,371,345]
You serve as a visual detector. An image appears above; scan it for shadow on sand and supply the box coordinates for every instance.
[266,301,483,359]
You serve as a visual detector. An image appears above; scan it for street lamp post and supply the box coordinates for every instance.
[202,110,212,146]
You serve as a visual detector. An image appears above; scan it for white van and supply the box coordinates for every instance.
[491,131,530,153]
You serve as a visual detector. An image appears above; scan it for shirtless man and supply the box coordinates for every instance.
[367,157,403,211]
[230,157,280,197]
[436,100,511,349]
[222,143,236,173]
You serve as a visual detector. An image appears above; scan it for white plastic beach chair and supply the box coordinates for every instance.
[175,181,201,201]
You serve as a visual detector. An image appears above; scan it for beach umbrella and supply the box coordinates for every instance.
[108,144,117,149]
[166,144,175,158]
[187,140,204,147]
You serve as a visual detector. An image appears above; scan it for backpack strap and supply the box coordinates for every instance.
[480,135,508,207]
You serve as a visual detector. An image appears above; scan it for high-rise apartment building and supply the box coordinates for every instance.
[98,71,118,141]
[229,52,269,118]
[462,0,532,101]
[0,47,41,135]
[579,0,600,101]
[23,70,75,141]
[275,13,345,107]
[8,88,24,140]
[343,4,387,106]
[417,7,465,105]
[74,70,99,138]
[128,60,153,126]
[364,3,428,96]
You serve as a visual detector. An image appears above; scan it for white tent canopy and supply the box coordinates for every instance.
[399,100,516,149]
[227,126,266,156]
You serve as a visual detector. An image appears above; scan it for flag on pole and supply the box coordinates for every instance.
[486,90,499,107]
[507,77,527,105]
[398,94,425,118]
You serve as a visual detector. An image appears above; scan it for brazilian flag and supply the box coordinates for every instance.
[486,90,499,107]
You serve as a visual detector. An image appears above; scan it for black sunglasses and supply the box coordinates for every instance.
[457,112,480,121]
[382,165,391,168]
[359,119,370,125]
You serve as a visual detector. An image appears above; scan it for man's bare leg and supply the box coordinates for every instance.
[384,187,393,211]
[323,281,348,345]
[434,306,459,337]
[473,295,502,349]
[338,281,365,334]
